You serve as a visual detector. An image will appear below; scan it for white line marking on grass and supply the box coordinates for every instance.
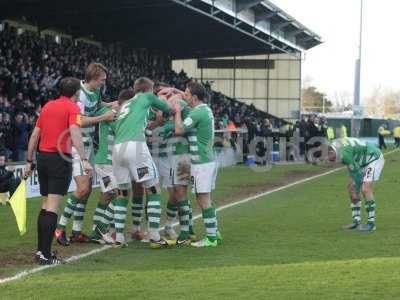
[1,149,398,285]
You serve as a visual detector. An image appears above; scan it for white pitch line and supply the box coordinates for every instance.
[1,149,398,285]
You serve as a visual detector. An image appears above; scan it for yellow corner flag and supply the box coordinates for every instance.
[9,179,27,236]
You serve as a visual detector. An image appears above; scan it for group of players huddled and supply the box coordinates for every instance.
[25,63,385,266]
[52,63,221,250]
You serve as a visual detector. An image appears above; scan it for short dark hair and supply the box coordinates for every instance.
[118,89,135,106]
[59,77,80,98]
[187,81,207,101]
[133,77,154,94]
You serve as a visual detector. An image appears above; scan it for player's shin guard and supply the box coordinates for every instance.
[58,195,78,230]
[178,200,190,238]
[147,193,161,241]
[202,207,217,241]
[165,201,178,228]
[351,200,361,224]
[72,200,86,235]
[114,197,128,243]
[132,196,143,232]
[92,201,108,231]
[365,198,376,225]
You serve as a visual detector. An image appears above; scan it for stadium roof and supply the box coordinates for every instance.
[0,0,322,59]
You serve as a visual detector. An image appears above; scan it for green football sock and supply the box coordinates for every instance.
[202,207,217,241]
[132,196,143,232]
[113,197,128,242]
[365,198,376,225]
[178,200,190,238]
[72,199,87,235]
[58,194,78,230]
[147,193,161,240]
[351,200,361,224]
[165,201,178,228]
[92,201,108,232]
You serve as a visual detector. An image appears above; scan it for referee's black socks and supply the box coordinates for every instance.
[37,209,46,253]
[40,211,58,259]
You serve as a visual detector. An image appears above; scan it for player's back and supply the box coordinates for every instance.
[114,93,154,144]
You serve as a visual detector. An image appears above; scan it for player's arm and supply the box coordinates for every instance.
[25,124,41,177]
[163,104,190,136]
[149,94,175,114]
[102,101,119,110]
[81,113,116,127]
[69,107,93,174]
[174,104,199,136]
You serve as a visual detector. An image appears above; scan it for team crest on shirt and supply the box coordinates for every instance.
[184,117,193,126]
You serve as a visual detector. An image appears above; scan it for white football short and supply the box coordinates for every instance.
[190,161,218,194]
[362,155,384,182]
[112,141,159,189]
[171,155,191,187]
[95,164,117,193]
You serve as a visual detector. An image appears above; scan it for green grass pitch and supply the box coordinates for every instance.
[1,151,400,299]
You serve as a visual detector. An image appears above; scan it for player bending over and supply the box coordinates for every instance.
[112,77,176,248]
[328,137,384,232]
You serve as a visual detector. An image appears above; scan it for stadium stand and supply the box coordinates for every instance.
[0,22,288,161]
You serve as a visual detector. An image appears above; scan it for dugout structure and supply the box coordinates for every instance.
[0,0,321,122]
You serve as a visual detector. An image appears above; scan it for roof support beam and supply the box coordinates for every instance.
[235,0,263,13]
[271,20,292,32]
[255,10,279,24]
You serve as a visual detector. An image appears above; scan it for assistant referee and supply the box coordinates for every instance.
[25,77,93,265]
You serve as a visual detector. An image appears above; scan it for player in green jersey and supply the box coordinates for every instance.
[89,91,137,245]
[56,63,116,245]
[112,77,175,248]
[328,137,384,232]
[159,92,197,245]
[173,82,220,247]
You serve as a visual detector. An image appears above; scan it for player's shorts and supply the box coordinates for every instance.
[72,145,94,177]
[172,154,191,186]
[37,151,72,196]
[157,156,173,189]
[190,161,218,194]
[95,164,117,193]
[362,155,384,182]
[112,141,159,189]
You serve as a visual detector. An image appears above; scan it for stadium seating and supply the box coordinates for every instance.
[0,22,288,161]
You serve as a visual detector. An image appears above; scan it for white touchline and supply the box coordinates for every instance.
[1,149,397,285]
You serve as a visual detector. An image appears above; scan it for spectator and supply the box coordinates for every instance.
[377,124,390,150]
[0,151,21,198]
[12,112,30,161]
[393,125,400,148]
[1,112,13,159]
[0,23,285,160]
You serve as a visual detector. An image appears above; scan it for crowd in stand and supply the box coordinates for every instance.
[0,23,277,162]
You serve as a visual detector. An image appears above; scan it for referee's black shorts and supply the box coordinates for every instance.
[37,152,72,196]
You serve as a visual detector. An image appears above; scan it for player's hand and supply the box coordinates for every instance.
[82,159,94,177]
[110,101,119,110]
[172,101,182,113]
[102,110,116,121]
